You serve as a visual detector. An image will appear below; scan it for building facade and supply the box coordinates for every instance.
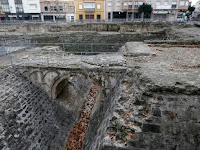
[105,0,189,21]
[1,0,41,20]
[40,0,75,22]
[105,0,146,21]
[0,1,6,20]
[151,0,189,21]
[75,0,104,21]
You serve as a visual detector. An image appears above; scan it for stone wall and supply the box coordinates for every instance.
[83,70,126,150]
[17,67,126,99]
[0,68,77,150]
[30,31,167,44]
[0,64,200,150]
[0,22,186,33]
[100,67,200,150]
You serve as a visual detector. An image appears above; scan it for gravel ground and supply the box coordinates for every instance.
[149,46,200,69]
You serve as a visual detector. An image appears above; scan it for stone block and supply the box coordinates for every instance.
[152,107,161,117]
[142,123,161,133]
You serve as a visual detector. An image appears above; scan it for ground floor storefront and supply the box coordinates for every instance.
[152,10,187,22]
[76,12,103,21]
[2,13,40,20]
[42,13,75,22]
[0,14,6,20]
[106,11,150,21]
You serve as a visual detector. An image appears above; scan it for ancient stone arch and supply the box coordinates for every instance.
[51,73,100,99]
[51,74,71,99]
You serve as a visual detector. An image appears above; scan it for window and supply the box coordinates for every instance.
[138,2,143,5]
[164,1,168,5]
[147,1,151,5]
[108,12,111,19]
[124,2,128,6]
[68,6,74,11]
[71,16,74,22]
[59,6,63,11]
[50,6,53,11]
[134,2,138,8]
[84,3,95,9]
[180,1,184,6]
[54,6,57,11]
[44,6,48,11]
[108,2,112,7]
[97,4,101,9]
[79,14,83,20]
[2,4,10,13]
[16,4,23,12]
[1,0,9,4]
[85,14,94,19]
[97,15,101,20]
[185,1,188,6]
[156,1,161,6]
[15,0,22,4]
[172,2,177,8]
[79,4,82,9]
[128,2,132,8]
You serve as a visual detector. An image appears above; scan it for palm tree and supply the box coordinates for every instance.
[138,3,153,21]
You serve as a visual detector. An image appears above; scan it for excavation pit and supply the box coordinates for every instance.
[0,22,200,150]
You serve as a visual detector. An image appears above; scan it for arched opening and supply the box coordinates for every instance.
[51,75,104,116]
[54,78,68,99]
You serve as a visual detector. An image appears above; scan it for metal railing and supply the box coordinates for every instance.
[0,18,191,24]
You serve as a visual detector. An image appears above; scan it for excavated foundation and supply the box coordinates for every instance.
[0,22,200,150]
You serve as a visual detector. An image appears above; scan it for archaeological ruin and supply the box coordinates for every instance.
[0,22,200,150]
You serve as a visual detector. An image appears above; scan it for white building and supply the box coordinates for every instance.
[1,0,41,20]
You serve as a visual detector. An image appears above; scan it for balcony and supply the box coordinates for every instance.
[84,8,95,12]
[122,6,133,11]
[156,5,171,9]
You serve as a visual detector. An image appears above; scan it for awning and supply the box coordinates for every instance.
[153,11,168,14]
[32,15,40,17]
[8,15,17,17]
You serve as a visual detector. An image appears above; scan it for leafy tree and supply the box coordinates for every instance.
[188,6,195,15]
[138,3,153,20]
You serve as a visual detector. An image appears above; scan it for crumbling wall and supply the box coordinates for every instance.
[0,68,76,150]
[83,70,126,150]
[100,67,200,150]
[0,22,184,33]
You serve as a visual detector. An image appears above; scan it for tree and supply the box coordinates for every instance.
[188,6,195,15]
[138,3,153,21]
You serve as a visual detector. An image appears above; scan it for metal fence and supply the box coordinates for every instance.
[0,18,188,24]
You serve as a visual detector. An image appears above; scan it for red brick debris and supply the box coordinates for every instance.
[65,85,99,150]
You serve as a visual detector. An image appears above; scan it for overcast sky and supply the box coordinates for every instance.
[191,0,199,6]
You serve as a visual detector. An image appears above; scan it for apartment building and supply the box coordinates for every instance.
[151,0,189,21]
[0,1,6,20]
[75,0,104,21]
[40,0,75,22]
[105,0,189,21]
[105,0,148,21]
[1,0,41,20]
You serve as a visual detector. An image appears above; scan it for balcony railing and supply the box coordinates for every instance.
[84,8,95,12]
